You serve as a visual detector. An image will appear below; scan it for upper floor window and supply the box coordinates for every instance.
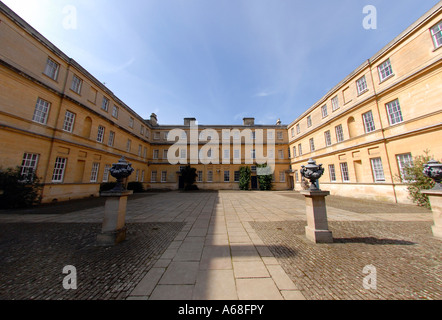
[321,105,328,118]
[32,98,50,124]
[356,76,368,95]
[70,74,82,94]
[44,57,59,80]
[112,105,119,119]
[331,96,339,112]
[296,124,301,134]
[335,124,344,143]
[386,99,404,125]
[362,111,376,133]
[277,131,283,140]
[102,97,109,112]
[309,138,315,152]
[62,110,76,133]
[378,59,394,82]
[97,125,105,143]
[290,128,295,138]
[307,115,312,128]
[324,130,332,146]
[431,20,442,49]
[129,117,134,128]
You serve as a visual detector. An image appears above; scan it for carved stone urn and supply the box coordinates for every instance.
[108,156,134,193]
[300,158,325,191]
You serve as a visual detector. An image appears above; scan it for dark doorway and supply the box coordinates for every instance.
[178,176,184,189]
[251,176,258,190]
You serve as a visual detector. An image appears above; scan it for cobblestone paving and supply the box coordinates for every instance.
[0,222,184,300]
[251,220,441,300]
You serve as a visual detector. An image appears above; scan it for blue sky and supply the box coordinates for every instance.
[2,0,440,125]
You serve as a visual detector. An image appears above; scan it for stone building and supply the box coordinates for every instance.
[0,2,441,204]
[288,3,442,203]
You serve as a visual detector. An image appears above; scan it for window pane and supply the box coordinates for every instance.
[371,158,385,182]
[363,111,376,133]
[33,98,50,124]
[386,99,403,125]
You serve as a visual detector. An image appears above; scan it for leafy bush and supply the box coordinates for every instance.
[239,166,251,190]
[127,181,145,193]
[257,164,273,191]
[181,165,198,191]
[0,167,42,209]
[400,150,435,209]
[100,182,117,192]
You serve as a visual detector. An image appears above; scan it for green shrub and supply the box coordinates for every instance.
[100,182,117,192]
[181,165,198,191]
[257,164,273,191]
[400,150,436,209]
[239,166,251,190]
[0,167,42,209]
[127,181,144,193]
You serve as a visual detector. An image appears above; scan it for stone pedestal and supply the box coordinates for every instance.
[96,190,133,246]
[421,189,442,240]
[300,190,333,243]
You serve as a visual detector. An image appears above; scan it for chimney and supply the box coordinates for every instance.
[276,119,282,126]
[243,118,255,126]
[150,113,158,126]
[184,117,197,126]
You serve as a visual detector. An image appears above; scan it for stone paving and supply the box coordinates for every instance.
[0,190,440,300]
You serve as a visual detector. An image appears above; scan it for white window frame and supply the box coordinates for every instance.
[362,111,376,133]
[129,117,134,128]
[102,164,111,182]
[430,20,442,49]
[97,125,105,143]
[335,125,344,143]
[331,96,339,111]
[307,115,312,128]
[378,59,394,82]
[321,105,328,118]
[108,131,115,147]
[324,130,332,146]
[151,171,157,183]
[224,170,230,182]
[153,150,159,159]
[101,97,109,112]
[207,170,213,182]
[356,76,368,95]
[371,158,386,182]
[161,171,167,182]
[328,164,336,182]
[20,153,39,182]
[44,57,59,80]
[33,98,50,124]
[62,110,76,133]
[397,153,413,181]
[277,131,283,140]
[279,171,285,183]
[90,162,100,182]
[340,162,350,182]
[52,157,67,183]
[112,105,119,119]
[70,74,82,94]
[197,171,203,182]
[386,99,404,125]
[296,124,301,134]
[126,139,131,153]
[309,138,315,152]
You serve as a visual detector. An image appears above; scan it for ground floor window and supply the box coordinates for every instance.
[224,171,230,182]
[52,157,67,182]
[234,171,240,182]
[340,162,350,182]
[371,158,385,182]
[20,153,39,182]
[90,162,100,182]
[161,171,167,182]
[207,170,213,182]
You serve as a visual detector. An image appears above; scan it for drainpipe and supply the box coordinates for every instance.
[368,59,399,203]
[40,58,72,201]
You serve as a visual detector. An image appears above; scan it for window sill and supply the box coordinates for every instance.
[379,73,395,84]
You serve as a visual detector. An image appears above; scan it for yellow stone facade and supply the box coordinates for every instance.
[1,2,441,204]
[288,4,442,204]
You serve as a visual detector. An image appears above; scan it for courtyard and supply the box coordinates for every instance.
[0,190,440,300]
